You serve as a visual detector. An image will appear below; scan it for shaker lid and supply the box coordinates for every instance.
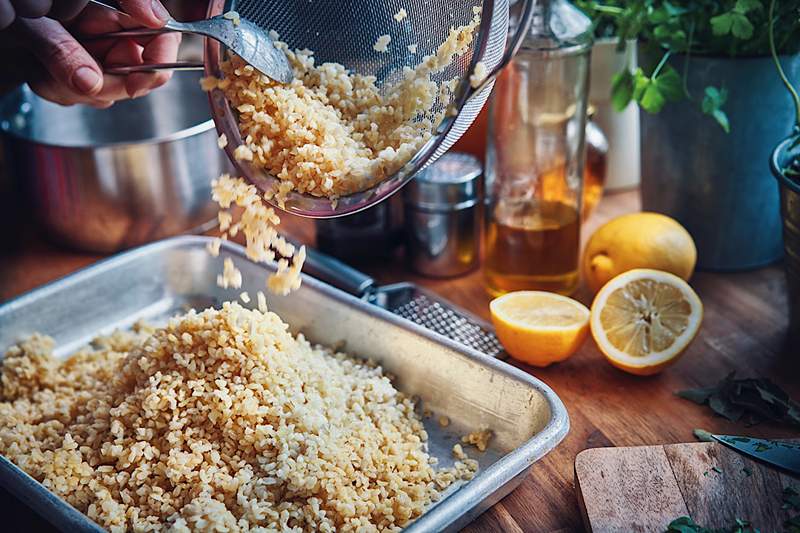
[404,152,481,210]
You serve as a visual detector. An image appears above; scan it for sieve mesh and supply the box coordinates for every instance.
[206,0,509,217]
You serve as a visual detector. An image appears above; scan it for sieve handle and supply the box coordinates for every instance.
[104,62,204,74]
[299,246,376,297]
[85,1,205,74]
[467,0,535,98]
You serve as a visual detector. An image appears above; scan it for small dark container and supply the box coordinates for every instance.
[771,133,800,338]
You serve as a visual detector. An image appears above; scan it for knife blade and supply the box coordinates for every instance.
[709,434,800,476]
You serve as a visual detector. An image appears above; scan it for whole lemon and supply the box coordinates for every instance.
[583,213,697,294]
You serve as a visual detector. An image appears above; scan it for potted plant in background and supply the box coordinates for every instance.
[768,0,800,337]
[575,0,641,191]
[584,0,800,271]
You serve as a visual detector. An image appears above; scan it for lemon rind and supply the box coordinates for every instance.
[490,291,590,332]
[590,269,703,369]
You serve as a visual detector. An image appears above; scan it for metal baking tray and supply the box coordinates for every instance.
[0,236,569,532]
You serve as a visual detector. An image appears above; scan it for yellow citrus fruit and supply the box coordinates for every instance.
[583,212,697,294]
[590,269,703,376]
[490,291,590,367]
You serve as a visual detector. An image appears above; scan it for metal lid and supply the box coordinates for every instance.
[404,152,482,211]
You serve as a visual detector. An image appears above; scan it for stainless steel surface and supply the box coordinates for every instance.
[0,72,229,253]
[0,236,569,533]
[301,244,503,357]
[87,0,293,83]
[404,152,483,209]
[404,153,481,277]
[712,434,800,476]
[203,0,535,218]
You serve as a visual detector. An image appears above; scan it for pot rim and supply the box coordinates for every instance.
[0,81,216,150]
[771,134,800,194]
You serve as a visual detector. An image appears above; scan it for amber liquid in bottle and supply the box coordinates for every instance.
[485,199,580,296]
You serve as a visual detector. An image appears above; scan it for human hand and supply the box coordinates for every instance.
[0,0,181,107]
[0,0,90,29]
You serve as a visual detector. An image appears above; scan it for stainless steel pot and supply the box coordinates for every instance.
[0,72,228,253]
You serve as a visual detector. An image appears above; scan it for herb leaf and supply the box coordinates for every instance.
[676,374,800,428]
[611,70,634,112]
[632,65,685,114]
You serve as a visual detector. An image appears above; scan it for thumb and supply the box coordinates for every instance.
[117,0,171,29]
[17,17,103,96]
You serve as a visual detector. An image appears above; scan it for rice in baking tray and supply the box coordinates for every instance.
[0,302,479,532]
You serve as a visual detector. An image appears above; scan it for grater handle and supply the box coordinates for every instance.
[301,246,376,297]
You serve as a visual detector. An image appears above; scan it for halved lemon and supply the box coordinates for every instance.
[490,291,590,367]
[590,269,703,376]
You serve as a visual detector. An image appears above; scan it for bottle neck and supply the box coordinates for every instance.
[523,0,593,56]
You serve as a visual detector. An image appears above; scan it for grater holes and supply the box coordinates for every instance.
[391,294,504,357]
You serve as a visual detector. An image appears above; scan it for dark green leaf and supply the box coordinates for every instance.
[649,7,670,25]
[654,24,673,42]
[701,86,728,114]
[676,387,718,404]
[730,14,754,40]
[711,109,730,133]
[711,13,734,36]
[632,68,650,101]
[641,82,666,113]
[709,393,744,421]
[611,70,634,112]
[676,375,800,430]
[655,67,685,101]
[733,0,762,14]
[662,2,690,17]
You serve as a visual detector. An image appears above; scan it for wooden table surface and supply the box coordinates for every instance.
[1,189,798,532]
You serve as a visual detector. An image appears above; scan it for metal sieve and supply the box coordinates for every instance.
[204,0,533,218]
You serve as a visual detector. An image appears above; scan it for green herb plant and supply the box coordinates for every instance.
[665,516,758,533]
[574,0,800,132]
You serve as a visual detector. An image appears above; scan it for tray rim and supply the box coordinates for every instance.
[0,235,570,532]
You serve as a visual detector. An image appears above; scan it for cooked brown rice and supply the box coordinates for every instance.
[0,303,478,532]
[210,174,306,296]
[201,9,481,200]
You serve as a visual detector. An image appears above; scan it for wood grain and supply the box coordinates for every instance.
[2,190,799,533]
[575,446,689,533]
[577,442,800,533]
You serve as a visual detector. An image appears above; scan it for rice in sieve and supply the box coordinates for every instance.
[203,0,534,218]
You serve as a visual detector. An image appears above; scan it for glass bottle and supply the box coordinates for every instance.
[583,107,609,220]
[484,0,593,296]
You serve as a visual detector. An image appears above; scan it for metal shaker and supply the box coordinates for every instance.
[403,153,481,277]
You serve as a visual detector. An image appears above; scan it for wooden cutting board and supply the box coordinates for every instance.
[575,441,800,532]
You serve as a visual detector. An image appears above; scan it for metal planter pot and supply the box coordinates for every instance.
[641,54,800,271]
[770,134,800,337]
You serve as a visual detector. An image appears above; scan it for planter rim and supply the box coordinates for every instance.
[771,135,800,194]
